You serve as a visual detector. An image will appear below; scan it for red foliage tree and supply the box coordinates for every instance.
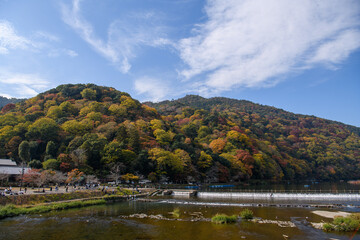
[1,103,15,113]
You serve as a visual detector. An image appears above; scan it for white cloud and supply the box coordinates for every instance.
[0,20,33,54]
[0,72,50,98]
[0,20,78,59]
[34,31,60,42]
[134,77,170,102]
[65,49,78,57]
[60,0,171,73]
[308,29,360,66]
[178,0,360,92]
[48,48,78,58]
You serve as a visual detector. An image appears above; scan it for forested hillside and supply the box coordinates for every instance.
[0,96,24,108]
[0,84,359,182]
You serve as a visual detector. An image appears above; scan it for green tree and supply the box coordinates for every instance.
[127,124,140,152]
[150,119,165,130]
[120,149,137,166]
[62,119,93,136]
[59,101,78,116]
[81,88,97,100]
[116,124,128,144]
[181,123,198,139]
[26,118,59,141]
[149,148,185,179]
[19,140,30,163]
[87,112,102,122]
[46,141,57,158]
[5,136,22,161]
[198,126,211,138]
[153,129,174,146]
[197,151,213,170]
[28,159,42,169]
[108,104,126,118]
[46,106,64,119]
[43,159,60,170]
[80,133,106,170]
[102,141,124,164]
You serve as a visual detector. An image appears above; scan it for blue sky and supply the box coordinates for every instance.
[0,0,359,127]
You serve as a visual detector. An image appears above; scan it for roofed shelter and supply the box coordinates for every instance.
[0,159,31,183]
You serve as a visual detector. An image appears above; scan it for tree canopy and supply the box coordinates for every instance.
[0,84,359,183]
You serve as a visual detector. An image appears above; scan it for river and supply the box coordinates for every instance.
[0,182,359,239]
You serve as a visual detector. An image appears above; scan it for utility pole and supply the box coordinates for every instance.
[20,160,24,191]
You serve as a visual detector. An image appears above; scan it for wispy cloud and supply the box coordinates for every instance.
[134,76,170,102]
[0,20,33,54]
[0,71,50,98]
[60,0,171,73]
[0,20,78,58]
[33,31,60,42]
[178,0,360,92]
[307,29,360,67]
[48,48,78,58]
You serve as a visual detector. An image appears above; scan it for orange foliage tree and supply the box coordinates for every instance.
[209,138,226,154]
[66,168,84,184]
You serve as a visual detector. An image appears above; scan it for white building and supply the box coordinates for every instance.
[0,159,31,181]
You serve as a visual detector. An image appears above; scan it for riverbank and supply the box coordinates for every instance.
[0,190,106,205]
[0,187,154,206]
[0,189,151,220]
[0,199,107,219]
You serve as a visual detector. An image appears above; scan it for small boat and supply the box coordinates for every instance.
[209,184,235,188]
[184,186,199,189]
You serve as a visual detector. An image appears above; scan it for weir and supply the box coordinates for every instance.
[171,190,198,197]
[197,192,360,200]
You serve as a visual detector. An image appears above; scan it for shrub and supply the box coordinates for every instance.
[211,214,237,224]
[28,159,42,169]
[322,215,360,232]
[118,188,136,195]
[240,208,254,220]
[171,208,180,218]
[333,217,359,232]
[323,223,333,232]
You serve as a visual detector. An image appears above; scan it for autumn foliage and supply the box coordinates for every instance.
[0,84,359,183]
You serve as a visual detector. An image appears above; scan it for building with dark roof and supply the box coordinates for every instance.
[0,159,31,182]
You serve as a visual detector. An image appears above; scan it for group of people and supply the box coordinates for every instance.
[0,186,27,196]
[0,183,137,196]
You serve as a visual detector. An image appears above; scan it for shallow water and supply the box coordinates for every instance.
[0,199,359,240]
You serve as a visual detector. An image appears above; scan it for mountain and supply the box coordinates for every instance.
[0,96,24,108]
[145,95,360,136]
[0,84,359,182]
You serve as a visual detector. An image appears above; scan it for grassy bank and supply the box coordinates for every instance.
[0,199,106,219]
[0,188,146,220]
[0,191,106,206]
[0,188,143,206]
